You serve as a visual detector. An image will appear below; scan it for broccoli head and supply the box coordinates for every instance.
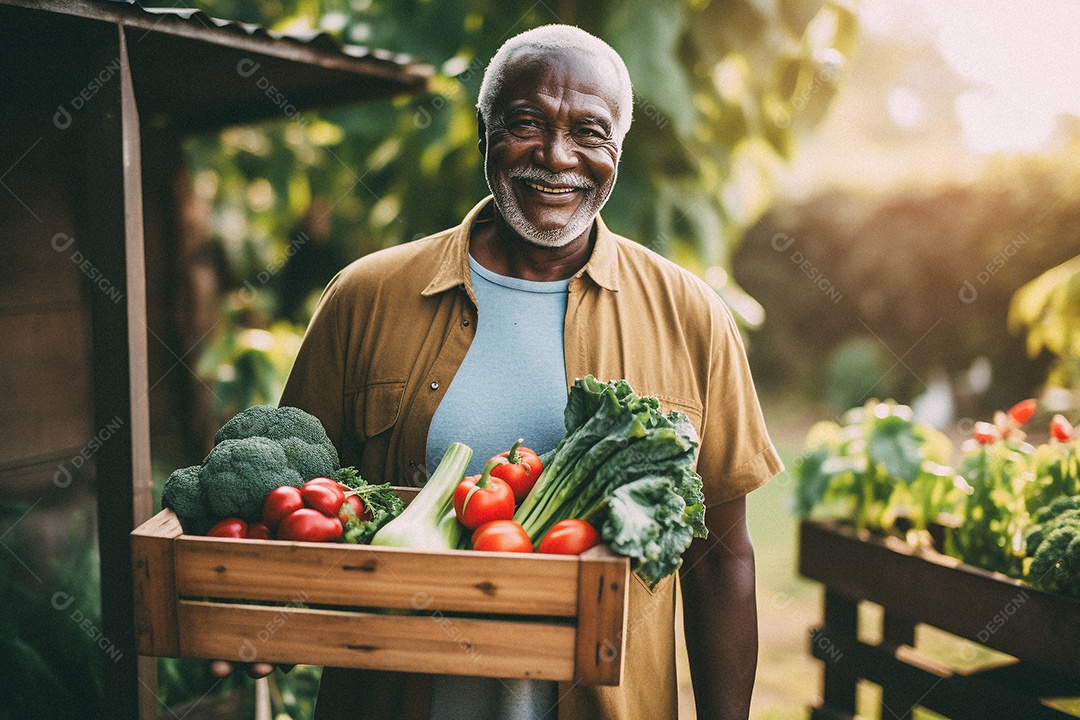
[1028,522,1080,598]
[1032,495,1080,525]
[1026,508,1080,556]
[162,464,212,530]
[213,405,338,480]
[200,437,304,521]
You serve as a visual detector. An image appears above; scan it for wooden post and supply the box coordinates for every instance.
[817,589,858,719]
[79,23,155,720]
[880,612,917,720]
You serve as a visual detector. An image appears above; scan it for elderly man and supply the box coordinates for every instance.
[280,23,781,720]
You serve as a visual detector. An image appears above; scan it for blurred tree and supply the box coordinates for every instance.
[734,147,1080,412]
[152,0,860,432]
[1010,253,1080,395]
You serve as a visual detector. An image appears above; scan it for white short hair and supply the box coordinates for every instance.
[477,24,633,138]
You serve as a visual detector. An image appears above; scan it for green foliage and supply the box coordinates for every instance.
[949,437,1033,578]
[736,148,1080,407]
[792,399,960,537]
[194,305,305,423]
[824,337,895,412]
[1027,439,1080,514]
[0,504,104,720]
[1009,254,1080,390]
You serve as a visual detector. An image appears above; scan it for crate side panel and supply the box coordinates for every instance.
[573,546,629,686]
[173,539,581,616]
[177,601,577,681]
[130,514,181,656]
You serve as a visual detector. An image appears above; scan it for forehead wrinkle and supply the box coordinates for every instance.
[505,85,615,129]
[498,48,620,114]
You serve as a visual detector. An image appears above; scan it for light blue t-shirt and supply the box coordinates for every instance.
[425,255,569,720]
[426,255,571,476]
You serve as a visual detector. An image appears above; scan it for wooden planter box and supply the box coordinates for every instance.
[799,519,1080,720]
[131,505,629,686]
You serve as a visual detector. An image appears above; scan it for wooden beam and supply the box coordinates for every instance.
[80,22,154,719]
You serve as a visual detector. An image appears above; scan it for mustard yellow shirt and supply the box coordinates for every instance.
[281,197,782,720]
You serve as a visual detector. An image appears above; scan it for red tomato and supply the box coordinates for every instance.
[454,460,516,530]
[537,519,600,555]
[471,520,533,553]
[207,517,248,538]
[305,477,342,489]
[245,522,272,540]
[301,479,345,517]
[1007,398,1037,426]
[276,508,343,542]
[1050,414,1074,442]
[490,440,543,504]
[262,485,304,530]
[338,495,368,524]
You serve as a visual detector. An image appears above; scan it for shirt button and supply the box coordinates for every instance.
[430,381,439,390]
[462,319,470,327]
[409,459,416,468]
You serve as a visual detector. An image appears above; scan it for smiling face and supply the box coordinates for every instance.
[482,47,623,248]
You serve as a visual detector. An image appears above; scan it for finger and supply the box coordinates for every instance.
[209,660,234,678]
[249,662,275,678]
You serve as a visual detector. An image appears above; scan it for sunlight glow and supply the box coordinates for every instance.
[864,0,1080,153]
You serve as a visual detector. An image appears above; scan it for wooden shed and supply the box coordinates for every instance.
[0,1,429,716]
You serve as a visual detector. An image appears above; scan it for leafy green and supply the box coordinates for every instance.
[602,476,698,586]
[949,437,1033,578]
[792,399,960,536]
[513,376,706,586]
[334,466,405,544]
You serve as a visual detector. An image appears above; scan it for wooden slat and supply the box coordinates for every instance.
[810,628,1077,720]
[799,520,1080,678]
[174,536,581,616]
[572,544,629,686]
[177,601,577,681]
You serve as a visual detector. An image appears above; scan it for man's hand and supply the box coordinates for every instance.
[679,494,758,720]
[208,660,275,679]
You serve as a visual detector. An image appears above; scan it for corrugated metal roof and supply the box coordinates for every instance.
[134,4,422,68]
[1,0,432,131]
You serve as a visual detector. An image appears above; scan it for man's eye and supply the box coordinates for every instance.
[575,128,608,144]
[510,119,543,130]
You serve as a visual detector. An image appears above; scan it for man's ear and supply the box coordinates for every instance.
[476,110,487,155]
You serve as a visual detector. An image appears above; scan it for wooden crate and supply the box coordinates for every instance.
[131,504,629,685]
[799,518,1080,720]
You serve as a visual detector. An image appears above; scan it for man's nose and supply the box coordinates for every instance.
[534,131,577,172]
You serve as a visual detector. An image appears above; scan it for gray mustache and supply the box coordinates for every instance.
[509,168,595,190]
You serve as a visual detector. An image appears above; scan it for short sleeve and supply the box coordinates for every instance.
[694,303,783,507]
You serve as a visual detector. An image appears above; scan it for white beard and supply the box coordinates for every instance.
[487,166,616,248]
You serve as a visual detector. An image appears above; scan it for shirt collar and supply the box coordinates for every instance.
[421,196,620,297]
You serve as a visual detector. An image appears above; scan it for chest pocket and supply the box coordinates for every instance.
[355,380,406,439]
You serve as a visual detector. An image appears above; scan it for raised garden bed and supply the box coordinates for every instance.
[799,518,1080,720]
